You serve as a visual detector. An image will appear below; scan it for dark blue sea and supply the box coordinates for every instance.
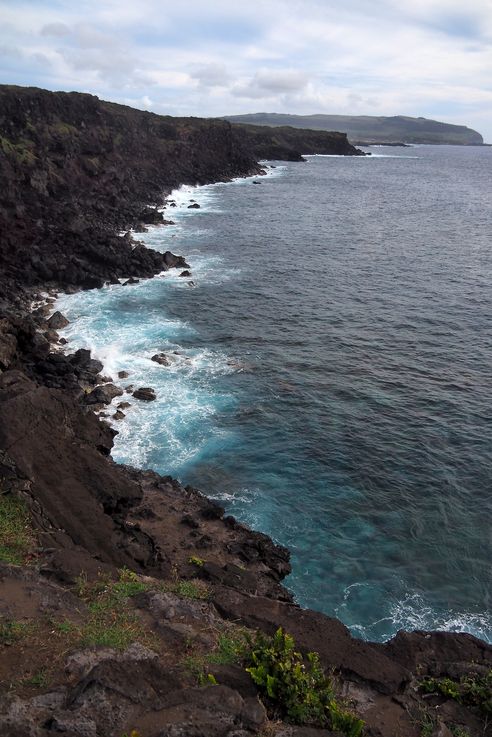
[57,145,492,642]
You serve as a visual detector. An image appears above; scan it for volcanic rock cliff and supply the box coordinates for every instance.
[0,86,490,737]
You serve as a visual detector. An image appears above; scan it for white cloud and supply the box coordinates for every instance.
[0,0,490,139]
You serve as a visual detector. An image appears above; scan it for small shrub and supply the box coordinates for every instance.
[188,555,205,567]
[245,628,364,737]
[419,671,492,716]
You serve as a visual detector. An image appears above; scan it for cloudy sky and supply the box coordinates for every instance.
[1,0,491,141]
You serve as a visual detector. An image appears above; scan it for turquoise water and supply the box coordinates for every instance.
[57,146,492,642]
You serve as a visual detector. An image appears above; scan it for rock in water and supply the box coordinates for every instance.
[151,353,170,366]
[85,384,124,405]
[163,251,190,269]
[47,311,69,330]
[133,387,156,401]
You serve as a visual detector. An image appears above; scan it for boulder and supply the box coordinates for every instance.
[163,251,190,269]
[179,270,192,277]
[85,384,124,405]
[187,202,200,209]
[47,311,69,330]
[151,353,170,366]
[112,410,125,420]
[44,329,60,343]
[133,387,156,401]
[118,370,130,378]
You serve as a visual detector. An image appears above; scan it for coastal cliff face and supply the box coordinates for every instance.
[0,86,490,737]
[0,85,362,298]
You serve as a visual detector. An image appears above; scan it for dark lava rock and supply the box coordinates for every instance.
[179,270,192,277]
[123,277,140,285]
[187,202,200,209]
[43,329,59,343]
[0,320,18,370]
[163,251,190,269]
[133,387,156,401]
[47,311,69,330]
[85,384,124,405]
[117,401,131,409]
[151,353,170,366]
[118,370,130,378]
[139,207,164,224]
[0,371,153,567]
[113,410,125,420]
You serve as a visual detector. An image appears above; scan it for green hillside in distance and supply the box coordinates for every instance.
[223,113,484,145]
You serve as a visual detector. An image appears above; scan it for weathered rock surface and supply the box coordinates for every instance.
[133,386,157,401]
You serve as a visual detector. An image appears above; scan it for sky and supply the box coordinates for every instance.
[0,0,491,142]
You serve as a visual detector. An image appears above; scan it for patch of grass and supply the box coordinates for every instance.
[0,494,36,564]
[183,628,250,684]
[50,122,77,136]
[22,669,49,689]
[76,569,156,651]
[245,628,364,737]
[53,619,76,634]
[0,136,36,165]
[207,631,250,666]
[169,579,210,600]
[0,619,34,645]
[419,710,436,737]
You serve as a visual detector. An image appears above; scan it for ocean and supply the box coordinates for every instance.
[57,144,492,642]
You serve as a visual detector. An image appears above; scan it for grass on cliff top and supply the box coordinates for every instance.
[74,568,209,650]
[0,493,36,565]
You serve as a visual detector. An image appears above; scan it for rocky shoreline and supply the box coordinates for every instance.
[0,85,491,737]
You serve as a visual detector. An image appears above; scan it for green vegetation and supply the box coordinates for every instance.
[22,670,49,688]
[449,726,471,737]
[245,628,364,737]
[417,708,437,737]
[184,629,250,685]
[0,494,36,564]
[420,671,492,716]
[76,568,154,650]
[0,619,34,645]
[74,568,209,650]
[0,135,36,165]
[168,578,210,600]
[50,121,77,136]
[188,555,205,567]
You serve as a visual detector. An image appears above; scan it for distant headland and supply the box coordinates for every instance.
[222,112,484,146]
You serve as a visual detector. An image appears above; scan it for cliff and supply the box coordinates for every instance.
[0,86,490,737]
[0,86,362,299]
[223,113,485,146]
